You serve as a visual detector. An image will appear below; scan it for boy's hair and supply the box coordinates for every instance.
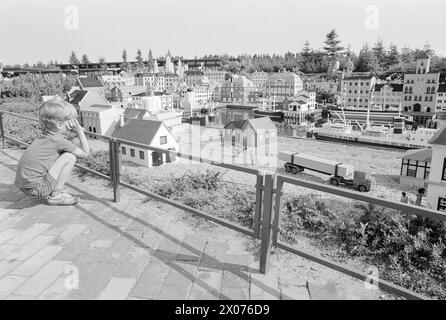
[39,97,78,132]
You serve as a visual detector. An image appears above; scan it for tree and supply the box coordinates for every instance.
[323,29,344,60]
[356,43,374,72]
[69,51,80,64]
[135,48,145,71]
[386,43,400,68]
[372,38,386,70]
[299,41,312,72]
[122,49,128,63]
[81,54,90,64]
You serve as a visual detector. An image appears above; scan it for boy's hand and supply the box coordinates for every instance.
[67,119,84,135]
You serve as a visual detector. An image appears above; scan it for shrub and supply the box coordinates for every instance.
[279,195,446,299]
[75,151,111,177]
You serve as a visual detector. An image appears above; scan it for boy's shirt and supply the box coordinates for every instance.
[15,132,77,190]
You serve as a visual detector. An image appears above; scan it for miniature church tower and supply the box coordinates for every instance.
[415,51,431,74]
[426,111,446,212]
[153,59,159,74]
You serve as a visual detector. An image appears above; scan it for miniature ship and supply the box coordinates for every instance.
[253,96,283,121]
[312,118,438,149]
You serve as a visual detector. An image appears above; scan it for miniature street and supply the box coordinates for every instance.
[0,148,386,300]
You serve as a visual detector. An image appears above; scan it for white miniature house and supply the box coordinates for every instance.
[426,112,446,212]
[111,115,178,168]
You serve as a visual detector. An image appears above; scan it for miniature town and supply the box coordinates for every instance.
[2,48,445,213]
[1,9,446,300]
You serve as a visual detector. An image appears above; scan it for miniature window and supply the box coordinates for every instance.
[139,151,145,160]
[160,136,167,145]
[442,159,446,181]
[130,149,135,157]
[438,198,446,212]
[122,147,126,155]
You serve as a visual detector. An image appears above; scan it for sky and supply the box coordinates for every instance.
[1,0,446,65]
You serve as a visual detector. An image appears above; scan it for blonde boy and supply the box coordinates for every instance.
[15,97,90,205]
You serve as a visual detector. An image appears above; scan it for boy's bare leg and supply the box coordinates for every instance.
[48,152,77,192]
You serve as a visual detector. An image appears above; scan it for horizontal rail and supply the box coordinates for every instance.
[275,241,428,300]
[277,174,446,222]
[4,135,111,181]
[119,181,255,238]
[74,164,111,181]
[0,110,39,122]
[4,135,30,147]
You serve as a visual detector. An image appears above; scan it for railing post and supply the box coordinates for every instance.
[272,177,284,246]
[0,112,5,149]
[113,139,121,202]
[253,173,264,239]
[259,173,274,274]
[109,138,121,203]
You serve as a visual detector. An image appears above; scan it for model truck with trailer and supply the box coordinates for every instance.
[279,150,375,192]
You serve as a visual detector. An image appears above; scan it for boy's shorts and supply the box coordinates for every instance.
[19,172,56,199]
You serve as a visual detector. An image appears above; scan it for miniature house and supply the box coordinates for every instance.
[426,112,446,212]
[223,117,277,166]
[111,117,178,168]
[399,148,431,187]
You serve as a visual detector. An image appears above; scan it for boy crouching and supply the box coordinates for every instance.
[15,97,90,205]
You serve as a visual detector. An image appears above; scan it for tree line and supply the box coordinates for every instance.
[4,29,446,78]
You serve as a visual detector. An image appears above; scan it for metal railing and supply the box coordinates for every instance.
[1,109,446,300]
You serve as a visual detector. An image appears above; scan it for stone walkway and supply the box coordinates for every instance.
[0,148,385,300]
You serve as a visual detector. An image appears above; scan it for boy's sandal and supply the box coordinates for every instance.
[47,192,79,206]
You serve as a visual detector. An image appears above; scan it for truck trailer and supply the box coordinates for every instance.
[279,150,374,192]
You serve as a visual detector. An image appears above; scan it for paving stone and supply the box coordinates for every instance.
[221,269,250,289]
[7,223,51,245]
[10,245,63,277]
[68,263,117,300]
[0,244,16,260]
[0,275,28,299]
[279,274,307,287]
[98,236,134,264]
[5,235,55,261]
[163,262,197,287]
[54,234,96,261]
[52,224,88,246]
[220,287,249,300]
[42,217,79,236]
[250,273,281,300]
[189,269,222,300]
[199,241,228,270]
[0,260,22,278]
[223,254,250,271]
[37,276,72,300]
[14,260,71,297]
[97,277,136,300]
[281,286,310,300]
[158,284,190,300]
[155,237,183,262]
[6,294,36,300]
[89,238,116,249]
[307,280,341,300]
[114,246,151,279]
[0,229,22,245]
[0,188,26,202]
[129,262,170,299]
